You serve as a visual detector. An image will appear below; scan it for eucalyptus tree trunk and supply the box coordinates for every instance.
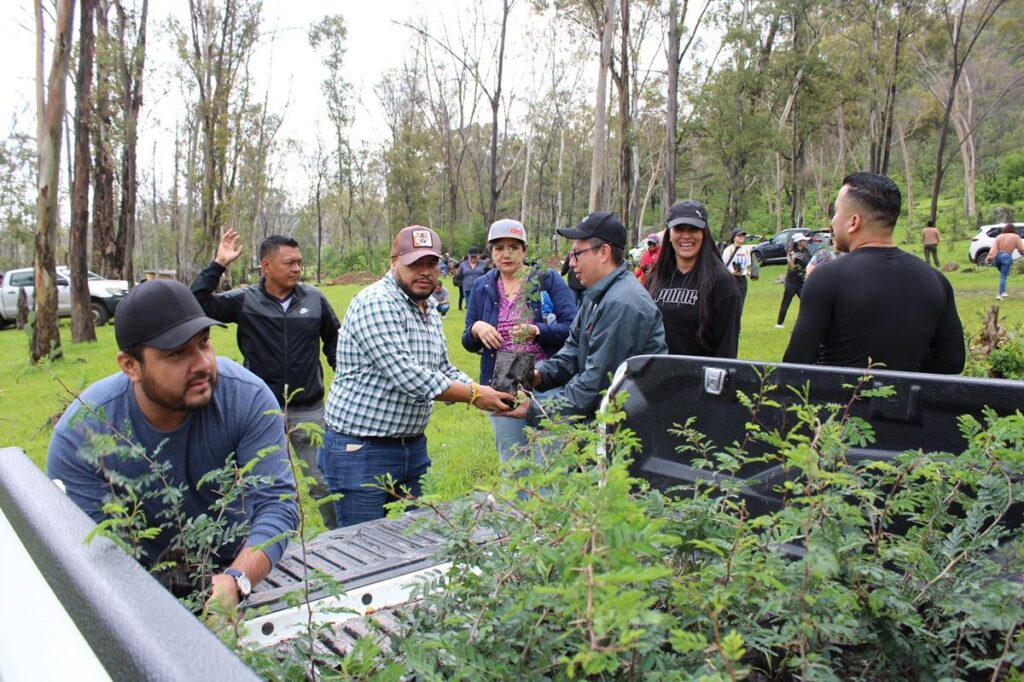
[33,0,76,363]
[664,0,679,209]
[70,0,97,342]
[588,0,614,212]
[486,0,513,226]
[113,0,148,286]
[615,0,631,223]
[91,0,116,277]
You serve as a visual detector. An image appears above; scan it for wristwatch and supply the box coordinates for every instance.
[223,568,252,600]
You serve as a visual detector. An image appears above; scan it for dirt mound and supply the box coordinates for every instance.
[330,271,380,286]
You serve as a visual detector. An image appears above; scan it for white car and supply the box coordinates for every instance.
[968,223,1024,265]
[0,266,129,326]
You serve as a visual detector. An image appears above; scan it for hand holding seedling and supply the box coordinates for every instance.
[472,321,504,349]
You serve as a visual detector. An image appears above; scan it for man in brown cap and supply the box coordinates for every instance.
[320,226,515,526]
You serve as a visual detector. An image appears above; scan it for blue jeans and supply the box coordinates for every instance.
[317,431,430,527]
[995,252,1013,296]
[489,414,531,466]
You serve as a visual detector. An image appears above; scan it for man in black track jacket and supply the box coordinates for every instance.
[192,231,341,527]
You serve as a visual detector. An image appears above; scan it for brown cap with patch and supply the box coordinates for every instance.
[391,225,442,266]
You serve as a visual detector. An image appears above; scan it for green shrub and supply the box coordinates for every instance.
[383,380,1024,680]
[75,376,1024,680]
[966,325,1024,381]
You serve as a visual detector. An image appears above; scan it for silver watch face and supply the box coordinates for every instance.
[235,573,252,597]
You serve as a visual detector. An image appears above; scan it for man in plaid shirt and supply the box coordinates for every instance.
[320,225,515,526]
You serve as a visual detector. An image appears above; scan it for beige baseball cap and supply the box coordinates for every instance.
[391,226,442,265]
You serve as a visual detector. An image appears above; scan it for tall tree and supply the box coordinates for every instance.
[590,0,615,211]
[308,15,352,253]
[612,0,630,222]
[417,32,479,253]
[403,0,517,226]
[664,0,712,211]
[665,0,680,210]
[927,0,1006,222]
[112,0,148,285]
[70,0,97,342]
[182,0,261,261]
[33,0,76,362]
[91,0,116,277]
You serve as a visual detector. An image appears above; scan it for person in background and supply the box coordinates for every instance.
[561,251,586,307]
[806,228,841,277]
[463,219,577,464]
[634,233,662,286]
[191,231,340,528]
[452,255,467,309]
[784,172,964,373]
[455,248,487,311]
[319,226,514,527]
[647,200,740,358]
[775,232,810,329]
[431,279,450,317]
[985,223,1024,300]
[720,227,751,330]
[439,253,450,277]
[922,220,941,268]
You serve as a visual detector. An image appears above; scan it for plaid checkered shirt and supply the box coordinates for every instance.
[324,272,472,437]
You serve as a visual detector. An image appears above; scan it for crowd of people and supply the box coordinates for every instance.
[45,170,971,608]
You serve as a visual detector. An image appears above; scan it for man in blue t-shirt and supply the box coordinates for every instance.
[48,280,298,609]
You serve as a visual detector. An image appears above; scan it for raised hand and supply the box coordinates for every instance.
[215,229,244,267]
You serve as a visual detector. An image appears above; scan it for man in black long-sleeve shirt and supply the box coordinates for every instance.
[783,173,965,374]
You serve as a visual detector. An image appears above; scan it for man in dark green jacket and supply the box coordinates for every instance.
[529,212,667,418]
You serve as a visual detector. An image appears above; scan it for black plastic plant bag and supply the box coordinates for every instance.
[492,350,535,396]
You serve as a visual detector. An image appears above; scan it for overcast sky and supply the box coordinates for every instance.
[1,1,605,197]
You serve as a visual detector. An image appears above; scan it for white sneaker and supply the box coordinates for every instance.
[775,324,784,329]
[997,294,1005,300]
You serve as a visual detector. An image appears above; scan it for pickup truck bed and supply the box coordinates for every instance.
[608,355,1024,524]
[3,357,1022,677]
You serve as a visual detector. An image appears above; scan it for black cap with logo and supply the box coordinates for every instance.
[666,200,709,230]
[115,279,226,351]
[556,211,627,249]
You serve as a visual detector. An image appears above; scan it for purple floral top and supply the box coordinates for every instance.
[496,277,547,360]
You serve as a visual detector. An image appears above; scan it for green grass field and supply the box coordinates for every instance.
[2,238,1020,501]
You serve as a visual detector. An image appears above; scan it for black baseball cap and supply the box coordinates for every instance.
[115,280,225,351]
[667,200,709,230]
[731,227,746,238]
[557,211,627,249]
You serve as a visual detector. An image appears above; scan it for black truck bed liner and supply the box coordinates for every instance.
[608,355,1024,521]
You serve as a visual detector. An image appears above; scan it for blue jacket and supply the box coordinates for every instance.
[462,267,578,385]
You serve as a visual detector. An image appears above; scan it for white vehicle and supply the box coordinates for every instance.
[0,266,130,327]
[967,222,1024,265]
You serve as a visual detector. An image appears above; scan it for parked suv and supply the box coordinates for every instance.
[750,228,830,266]
[0,266,129,327]
[968,223,1024,265]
